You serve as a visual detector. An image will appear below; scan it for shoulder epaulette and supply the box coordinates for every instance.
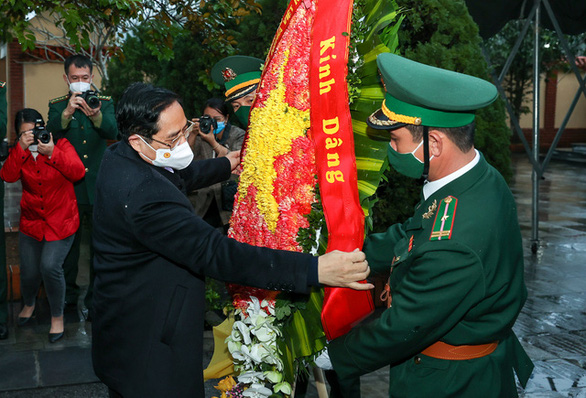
[430,196,458,241]
[49,95,69,104]
[0,81,6,88]
[98,95,112,101]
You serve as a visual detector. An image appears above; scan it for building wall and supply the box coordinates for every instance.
[556,71,586,128]
[515,70,586,149]
[23,62,104,125]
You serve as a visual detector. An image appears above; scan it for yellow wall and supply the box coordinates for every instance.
[556,71,586,128]
[518,72,586,129]
[23,61,104,127]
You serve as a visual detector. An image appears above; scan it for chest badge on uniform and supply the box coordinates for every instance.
[430,196,458,241]
[422,199,437,219]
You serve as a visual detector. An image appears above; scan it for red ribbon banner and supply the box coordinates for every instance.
[310,0,374,341]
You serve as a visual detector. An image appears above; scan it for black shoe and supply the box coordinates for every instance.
[48,331,64,343]
[18,310,36,326]
[0,323,8,340]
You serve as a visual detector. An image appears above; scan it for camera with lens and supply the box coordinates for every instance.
[198,115,217,134]
[79,90,100,109]
[32,119,51,144]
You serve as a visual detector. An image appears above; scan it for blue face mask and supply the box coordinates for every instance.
[214,121,226,135]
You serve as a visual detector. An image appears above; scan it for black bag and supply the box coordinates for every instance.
[0,139,8,161]
[221,179,238,211]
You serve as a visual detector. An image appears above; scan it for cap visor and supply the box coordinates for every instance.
[366,109,408,130]
[226,84,258,102]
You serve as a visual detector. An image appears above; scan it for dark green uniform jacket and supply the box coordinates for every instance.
[329,154,534,398]
[47,94,118,205]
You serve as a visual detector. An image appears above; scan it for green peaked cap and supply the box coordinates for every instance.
[367,53,498,130]
[211,56,263,101]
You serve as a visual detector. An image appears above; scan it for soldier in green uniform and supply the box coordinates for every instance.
[326,53,534,397]
[46,55,118,315]
[211,55,263,126]
[0,81,8,339]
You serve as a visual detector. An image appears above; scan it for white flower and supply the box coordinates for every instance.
[234,320,252,345]
[237,371,265,384]
[227,340,242,354]
[229,297,287,393]
[242,382,273,397]
[261,299,276,316]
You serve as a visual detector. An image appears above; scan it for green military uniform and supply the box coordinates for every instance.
[47,93,118,308]
[0,81,8,337]
[47,94,118,204]
[328,54,534,397]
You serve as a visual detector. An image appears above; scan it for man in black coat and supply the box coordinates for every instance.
[91,83,371,398]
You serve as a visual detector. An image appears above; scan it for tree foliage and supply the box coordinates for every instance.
[0,0,262,82]
[485,19,586,124]
[371,0,513,232]
[106,0,287,117]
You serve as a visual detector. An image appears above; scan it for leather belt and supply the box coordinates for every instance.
[421,340,499,360]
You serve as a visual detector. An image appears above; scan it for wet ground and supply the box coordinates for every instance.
[0,153,585,397]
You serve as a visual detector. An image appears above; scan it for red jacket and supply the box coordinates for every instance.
[0,139,85,241]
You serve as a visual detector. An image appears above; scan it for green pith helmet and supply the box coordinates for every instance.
[211,56,264,102]
[367,53,498,130]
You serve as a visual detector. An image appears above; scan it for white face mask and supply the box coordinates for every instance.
[137,136,194,170]
[68,77,91,93]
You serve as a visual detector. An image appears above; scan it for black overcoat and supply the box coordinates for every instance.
[91,141,314,397]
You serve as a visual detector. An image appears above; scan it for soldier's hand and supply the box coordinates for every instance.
[79,97,101,118]
[63,92,82,119]
[317,249,373,290]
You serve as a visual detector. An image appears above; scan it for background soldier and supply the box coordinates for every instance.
[46,55,118,316]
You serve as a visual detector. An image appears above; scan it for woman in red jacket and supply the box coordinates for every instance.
[0,109,85,343]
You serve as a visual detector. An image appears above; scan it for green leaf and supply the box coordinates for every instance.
[350,0,403,228]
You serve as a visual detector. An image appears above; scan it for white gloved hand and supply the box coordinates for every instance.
[314,348,333,370]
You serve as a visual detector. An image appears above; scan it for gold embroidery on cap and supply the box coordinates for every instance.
[225,78,261,97]
[368,112,402,127]
[382,101,422,125]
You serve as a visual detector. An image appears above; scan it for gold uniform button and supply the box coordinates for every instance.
[81,126,84,130]
[83,154,88,159]
[83,140,87,144]
[414,356,422,365]
[85,167,89,172]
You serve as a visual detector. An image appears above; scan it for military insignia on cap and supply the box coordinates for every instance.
[222,67,237,82]
[163,152,171,158]
[430,196,458,241]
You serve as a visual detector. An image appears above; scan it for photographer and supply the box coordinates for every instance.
[0,109,85,343]
[188,98,245,232]
[46,54,118,315]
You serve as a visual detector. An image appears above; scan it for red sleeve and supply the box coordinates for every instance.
[44,138,85,182]
[0,144,29,183]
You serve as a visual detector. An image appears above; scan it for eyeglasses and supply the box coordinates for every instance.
[147,120,195,150]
